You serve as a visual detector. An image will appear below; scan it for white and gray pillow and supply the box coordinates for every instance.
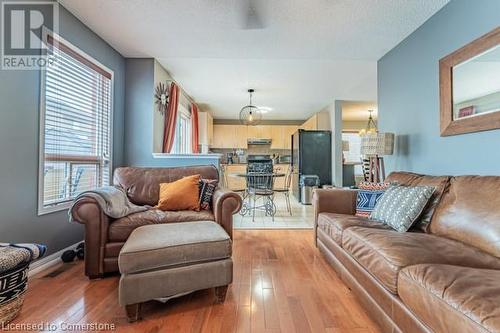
[370,185,435,232]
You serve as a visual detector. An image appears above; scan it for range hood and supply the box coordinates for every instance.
[247,138,272,145]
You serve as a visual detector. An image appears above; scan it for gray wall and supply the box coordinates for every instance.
[124,58,220,168]
[0,6,125,255]
[378,0,500,176]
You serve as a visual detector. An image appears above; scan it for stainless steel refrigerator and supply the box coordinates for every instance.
[291,129,332,203]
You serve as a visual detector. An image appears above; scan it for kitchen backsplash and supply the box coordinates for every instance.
[211,144,290,164]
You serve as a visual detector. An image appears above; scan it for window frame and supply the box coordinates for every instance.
[38,30,114,215]
[171,102,192,154]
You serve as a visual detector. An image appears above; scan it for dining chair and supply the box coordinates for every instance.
[273,166,293,216]
[245,172,276,222]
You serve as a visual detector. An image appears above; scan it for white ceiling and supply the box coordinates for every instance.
[60,0,449,120]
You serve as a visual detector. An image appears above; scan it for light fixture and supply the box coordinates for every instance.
[239,89,262,126]
[360,132,395,182]
[358,109,377,136]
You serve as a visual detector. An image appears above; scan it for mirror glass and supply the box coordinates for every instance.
[452,44,500,120]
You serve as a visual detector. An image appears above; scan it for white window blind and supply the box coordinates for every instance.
[38,34,113,214]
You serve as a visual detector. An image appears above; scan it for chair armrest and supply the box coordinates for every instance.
[312,188,358,246]
[313,188,358,216]
[70,197,111,278]
[212,188,243,239]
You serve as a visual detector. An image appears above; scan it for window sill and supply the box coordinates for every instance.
[38,201,71,216]
[152,153,223,159]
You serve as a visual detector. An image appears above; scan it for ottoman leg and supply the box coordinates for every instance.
[214,285,229,303]
[125,303,142,322]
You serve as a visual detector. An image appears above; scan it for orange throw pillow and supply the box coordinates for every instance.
[156,174,201,211]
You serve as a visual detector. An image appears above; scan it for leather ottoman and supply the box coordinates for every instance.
[118,221,233,322]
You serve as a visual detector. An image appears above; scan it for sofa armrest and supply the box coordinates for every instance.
[312,188,358,246]
[212,188,243,239]
[70,197,111,279]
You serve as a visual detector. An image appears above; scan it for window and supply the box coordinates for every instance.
[171,101,192,154]
[38,33,113,214]
[342,132,363,175]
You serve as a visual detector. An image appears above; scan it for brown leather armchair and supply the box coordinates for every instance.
[70,165,242,279]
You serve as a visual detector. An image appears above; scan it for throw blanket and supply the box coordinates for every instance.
[0,243,46,273]
[69,186,148,221]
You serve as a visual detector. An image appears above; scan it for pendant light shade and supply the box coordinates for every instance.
[239,89,262,126]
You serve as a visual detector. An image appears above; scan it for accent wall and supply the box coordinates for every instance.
[124,59,220,168]
[0,6,126,256]
[378,0,500,175]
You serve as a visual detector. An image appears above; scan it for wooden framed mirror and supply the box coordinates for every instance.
[440,26,500,136]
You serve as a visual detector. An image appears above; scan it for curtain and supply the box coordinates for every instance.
[191,103,200,153]
[162,82,179,153]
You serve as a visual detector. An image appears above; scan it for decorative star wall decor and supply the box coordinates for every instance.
[154,82,168,115]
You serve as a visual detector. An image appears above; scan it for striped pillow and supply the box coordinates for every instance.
[355,181,390,218]
[198,179,218,210]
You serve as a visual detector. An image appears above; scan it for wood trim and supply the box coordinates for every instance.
[47,34,112,79]
[45,153,101,163]
[440,26,500,136]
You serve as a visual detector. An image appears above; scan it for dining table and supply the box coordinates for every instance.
[229,172,285,219]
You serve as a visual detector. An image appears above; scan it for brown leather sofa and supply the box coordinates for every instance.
[71,165,242,279]
[313,172,500,333]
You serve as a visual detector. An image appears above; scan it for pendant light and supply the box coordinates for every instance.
[239,89,262,126]
[358,109,377,136]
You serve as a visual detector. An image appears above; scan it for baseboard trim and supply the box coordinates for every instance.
[29,241,82,277]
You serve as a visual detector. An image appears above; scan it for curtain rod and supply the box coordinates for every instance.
[165,79,196,106]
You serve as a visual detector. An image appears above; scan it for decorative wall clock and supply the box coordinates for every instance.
[154,82,168,115]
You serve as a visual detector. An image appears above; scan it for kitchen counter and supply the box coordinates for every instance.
[221,163,290,166]
[153,153,223,159]
[222,163,290,190]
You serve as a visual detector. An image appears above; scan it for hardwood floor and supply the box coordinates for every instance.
[15,230,381,332]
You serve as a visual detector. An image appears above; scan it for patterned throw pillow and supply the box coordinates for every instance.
[370,185,435,232]
[199,179,218,210]
[355,181,390,217]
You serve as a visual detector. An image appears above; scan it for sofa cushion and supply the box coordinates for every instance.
[370,185,435,232]
[430,175,500,258]
[109,209,215,242]
[113,166,219,206]
[399,264,500,333]
[317,213,388,245]
[118,221,231,275]
[342,227,500,294]
[355,181,389,217]
[156,174,201,211]
[385,172,450,232]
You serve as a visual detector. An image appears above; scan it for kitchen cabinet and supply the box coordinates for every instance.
[223,164,290,191]
[270,125,298,149]
[273,164,290,189]
[300,112,331,131]
[224,164,247,191]
[282,125,298,149]
[247,125,272,139]
[213,124,298,149]
[270,126,284,149]
[212,125,233,148]
[213,125,247,148]
[198,111,213,146]
[234,125,248,148]
[301,115,317,130]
